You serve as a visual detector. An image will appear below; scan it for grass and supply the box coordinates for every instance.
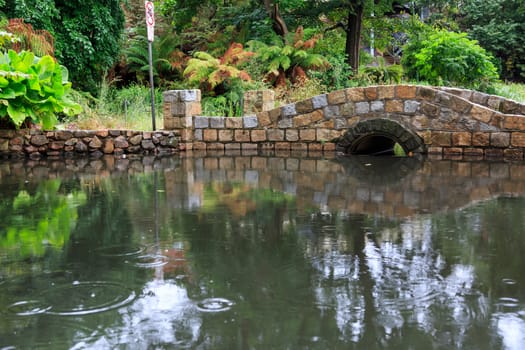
[493,82,525,103]
[61,83,162,131]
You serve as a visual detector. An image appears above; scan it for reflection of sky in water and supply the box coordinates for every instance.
[495,313,525,350]
[90,280,201,348]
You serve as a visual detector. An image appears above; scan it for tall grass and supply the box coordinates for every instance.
[64,83,162,130]
[493,82,525,103]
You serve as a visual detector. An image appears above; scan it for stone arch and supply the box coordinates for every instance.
[336,118,426,155]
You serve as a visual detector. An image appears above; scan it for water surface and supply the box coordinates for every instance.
[1,154,524,349]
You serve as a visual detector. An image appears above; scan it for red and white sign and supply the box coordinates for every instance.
[145,1,155,42]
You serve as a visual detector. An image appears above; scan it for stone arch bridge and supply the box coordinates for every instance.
[163,85,525,160]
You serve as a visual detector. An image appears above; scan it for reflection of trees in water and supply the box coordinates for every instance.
[0,179,86,261]
[303,199,525,348]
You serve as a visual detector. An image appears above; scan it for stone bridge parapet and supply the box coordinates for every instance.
[163,85,525,160]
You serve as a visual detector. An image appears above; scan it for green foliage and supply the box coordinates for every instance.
[52,1,125,95]
[122,31,186,87]
[184,43,253,94]
[0,179,86,258]
[0,50,82,129]
[248,27,329,87]
[402,28,498,90]
[0,30,19,50]
[361,57,403,84]
[460,0,525,82]
[308,54,354,91]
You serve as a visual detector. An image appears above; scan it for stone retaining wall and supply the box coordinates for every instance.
[0,129,180,159]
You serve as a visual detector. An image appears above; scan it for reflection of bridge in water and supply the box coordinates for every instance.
[2,154,525,218]
[165,153,525,218]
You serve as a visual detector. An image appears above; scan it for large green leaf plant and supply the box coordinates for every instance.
[0,49,81,129]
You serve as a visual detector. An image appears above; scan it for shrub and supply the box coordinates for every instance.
[0,50,81,129]
[402,29,498,90]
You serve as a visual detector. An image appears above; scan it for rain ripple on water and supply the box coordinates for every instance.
[7,281,136,317]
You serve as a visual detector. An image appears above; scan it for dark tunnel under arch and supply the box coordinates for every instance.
[336,118,426,156]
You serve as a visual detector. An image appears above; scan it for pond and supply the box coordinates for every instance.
[1,153,525,349]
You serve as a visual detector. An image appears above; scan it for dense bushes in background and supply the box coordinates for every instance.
[402,28,498,90]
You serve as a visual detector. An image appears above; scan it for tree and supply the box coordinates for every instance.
[295,0,406,74]
[460,0,525,82]
[1,0,125,95]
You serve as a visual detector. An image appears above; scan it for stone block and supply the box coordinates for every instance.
[364,86,378,100]
[340,102,355,116]
[224,143,240,150]
[417,86,437,100]
[355,102,370,114]
[218,129,234,142]
[275,142,290,150]
[327,90,347,104]
[471,91,489,105]
[243,115,258,128]
[396,85,416,99]
[485,149,504,158]
[404,100,420,114]
[31,135,48,146]
[225,117,243,129]
[203,129,218,141]
[295,99,314,114]
[194,116,209,128]
[267,129,285,141]
[420,102,440,117]
[511,132,525,147]
[490,132,510,147]
[180,129,194,141]
[377,85,396,99]
[251,129,267,142]
[443,147,463,156]
[470,105,494,123]
[286,129,299,141]
[385,100,403,113]
[452,132,472,146]
[300,129,316,141]
[312,94,328,109]
[472,132,490,147]
[210,117,225,128]
[346,87,366,102]
[503,115,525,131]
[323,142,336,151]
[291,143,308,151]
[278,116,293,128]
[323,105,340,118]
[194,129,203,141]
[504,149,524,160]
[463,148,484,157]
[207,143,225,150]
[501,99,521,114]
[308,143,323,152]
[370,101,384,113]
[257,111,272,127]
[281,104,297,117]
[234,130,250,142]
[487,96,502,111]
[430,131,451,146]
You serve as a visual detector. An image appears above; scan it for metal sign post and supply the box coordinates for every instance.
[145,1,156,130]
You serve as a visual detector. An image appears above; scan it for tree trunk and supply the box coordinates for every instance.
[263,0,288,38]
[345,2,364,75]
